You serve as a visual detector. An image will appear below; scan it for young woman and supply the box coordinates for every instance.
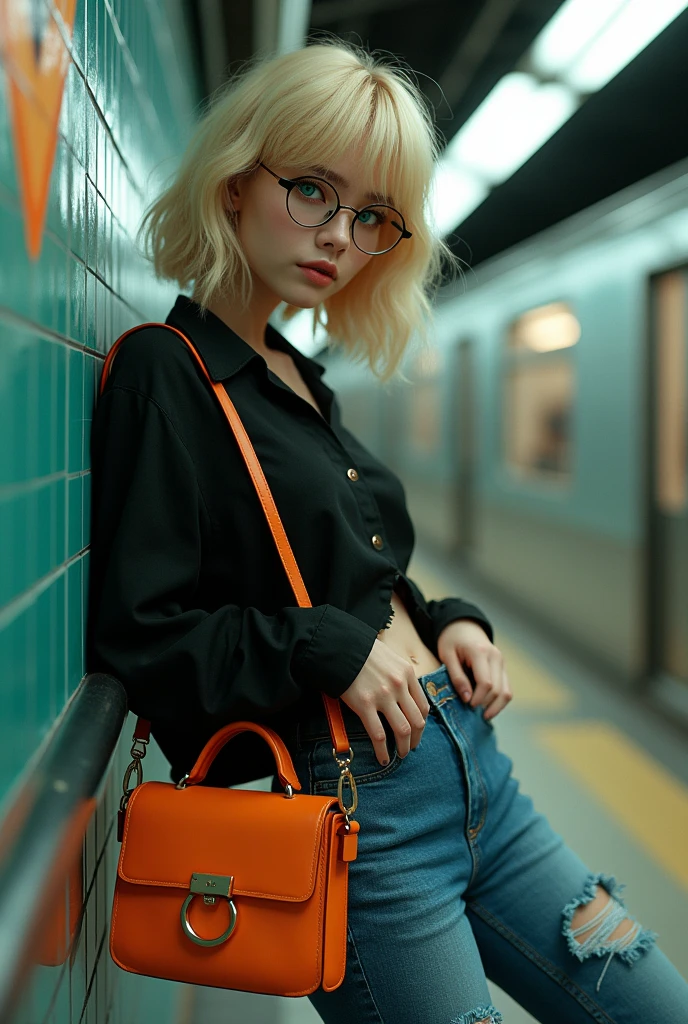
[87,40,688,1024]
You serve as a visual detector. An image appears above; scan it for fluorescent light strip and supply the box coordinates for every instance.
[434,0,688,238]
[531,0,629,78]
[565,0,688,92]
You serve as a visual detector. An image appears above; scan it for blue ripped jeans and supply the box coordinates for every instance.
[273,664,688,1023]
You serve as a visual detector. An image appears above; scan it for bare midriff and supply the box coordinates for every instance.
[377,588,442,679]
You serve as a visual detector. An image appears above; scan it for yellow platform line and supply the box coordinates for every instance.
[410,562,573,710]
[536,721,688,891]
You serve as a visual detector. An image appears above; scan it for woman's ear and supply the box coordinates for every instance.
[225,178,241,215]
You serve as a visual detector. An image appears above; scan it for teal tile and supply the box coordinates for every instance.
[71,162,87,263]
[96,191,105,279]
[14,606,33,770]
[72,0,87,73]
[82,549,90,654]
[85,270,96,347]
[0,618,18,798]
[0,321,13,484]
[85,0,98,94]
[85,95,97,185]
[6,972,33,1024]
[54,247,69,336]
[0,65,18,195]
[0,201,32,322]
[52,964,71,1024]
[66,558,84,696]
[83,472,91,552]
[53,476,67,567]
[46,137,71,246]
[35,482,52,579]
[68,475,83,559]
[35,585,55,735]
[69,912,86,1022]
[52,343,68,474]
[85,176,97,273]
[29,236,56,334]
[68,347,85,474]
[96,121,107,201]
[37,337,54,477]
[84,354,96,430]
[7,492,27,598]
[0,499,12,605]
[31,963,63,1024]
[69,257,87,343]
[52,572,67,706]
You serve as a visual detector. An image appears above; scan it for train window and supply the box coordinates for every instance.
[654,272,686,513]
[508,301,581,352]
[410,347,441,455]
[504,303,579,481]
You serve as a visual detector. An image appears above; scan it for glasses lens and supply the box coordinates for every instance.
[352,206,404,255]
[287,177,339,226]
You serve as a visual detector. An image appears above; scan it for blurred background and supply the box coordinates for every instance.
[0,1,686,1022]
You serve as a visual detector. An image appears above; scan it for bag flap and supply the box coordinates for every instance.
[119,781,338,902]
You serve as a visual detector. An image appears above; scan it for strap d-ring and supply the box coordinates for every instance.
[180,873,237,947]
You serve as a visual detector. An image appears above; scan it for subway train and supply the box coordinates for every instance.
[323,157,688,711]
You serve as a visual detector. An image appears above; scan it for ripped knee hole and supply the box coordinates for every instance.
[561,873,658,992]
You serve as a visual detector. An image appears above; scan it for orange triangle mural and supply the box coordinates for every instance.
[0,0,77,260]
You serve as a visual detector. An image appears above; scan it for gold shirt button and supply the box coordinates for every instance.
[371,534,384,550]
[347,468,359,481]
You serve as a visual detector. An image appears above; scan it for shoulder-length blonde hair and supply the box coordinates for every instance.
[139,39,458,382]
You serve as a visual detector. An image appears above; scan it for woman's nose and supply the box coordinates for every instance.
[316,209,354,250]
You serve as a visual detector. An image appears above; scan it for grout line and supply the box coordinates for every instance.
[0,548,88,630]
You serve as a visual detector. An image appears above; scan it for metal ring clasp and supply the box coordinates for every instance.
[332,747,358,816]
[180,873,237,947]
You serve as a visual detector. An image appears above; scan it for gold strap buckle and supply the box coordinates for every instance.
[332,746,358,817]
[119,732,149,813]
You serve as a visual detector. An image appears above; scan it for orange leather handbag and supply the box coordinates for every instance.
[102,323,361,997]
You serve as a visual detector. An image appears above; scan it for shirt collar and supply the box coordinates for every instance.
[166,294,328,385]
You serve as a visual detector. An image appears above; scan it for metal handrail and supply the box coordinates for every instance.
[0,673,128,1023]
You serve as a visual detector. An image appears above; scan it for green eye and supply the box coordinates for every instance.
[296,181,323,200]
[358,209,385,227]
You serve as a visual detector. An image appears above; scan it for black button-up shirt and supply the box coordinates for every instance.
[86,295,493,785]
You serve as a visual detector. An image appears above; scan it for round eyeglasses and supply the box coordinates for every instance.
[259,163,412,256]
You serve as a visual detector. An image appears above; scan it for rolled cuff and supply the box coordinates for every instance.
[294,604,379,698]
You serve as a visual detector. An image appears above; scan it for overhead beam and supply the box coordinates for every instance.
[439,0,518,112]
[311,0,435,26]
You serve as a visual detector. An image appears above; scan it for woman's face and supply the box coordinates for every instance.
[229,147,388,309]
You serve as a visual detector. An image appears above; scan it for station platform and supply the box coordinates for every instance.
[184,547,688,1024]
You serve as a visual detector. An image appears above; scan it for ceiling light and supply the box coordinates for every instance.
[564,0,688,92]
[429,163,488,235]
[531,0,628,77]
[446,74,577,184]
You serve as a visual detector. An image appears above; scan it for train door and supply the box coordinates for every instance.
[454,339,475,556]
[648,269,688,697]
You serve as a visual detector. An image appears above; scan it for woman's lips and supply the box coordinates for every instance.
[298,265,335,287]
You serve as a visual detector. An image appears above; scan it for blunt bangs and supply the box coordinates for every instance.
[139,38,460,382]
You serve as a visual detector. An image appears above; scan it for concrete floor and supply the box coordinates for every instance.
[181,546,688,1024]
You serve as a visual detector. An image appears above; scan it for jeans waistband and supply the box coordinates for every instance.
[283,664,450,749]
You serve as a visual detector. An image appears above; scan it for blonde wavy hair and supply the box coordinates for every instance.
[139,39,459,381]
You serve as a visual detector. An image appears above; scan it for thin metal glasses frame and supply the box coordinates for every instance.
[259,162,412,255]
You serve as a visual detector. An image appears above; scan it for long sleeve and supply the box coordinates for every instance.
[86,385,378,726]
[425,596,494,644]
[402,576,494,648]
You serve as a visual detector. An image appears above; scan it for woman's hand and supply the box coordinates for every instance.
[437,619,512,721]
[339,640,430,765]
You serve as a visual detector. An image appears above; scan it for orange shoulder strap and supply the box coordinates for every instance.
[99,322,352,755]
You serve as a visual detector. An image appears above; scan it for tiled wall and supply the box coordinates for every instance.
[0,0,201,1020]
